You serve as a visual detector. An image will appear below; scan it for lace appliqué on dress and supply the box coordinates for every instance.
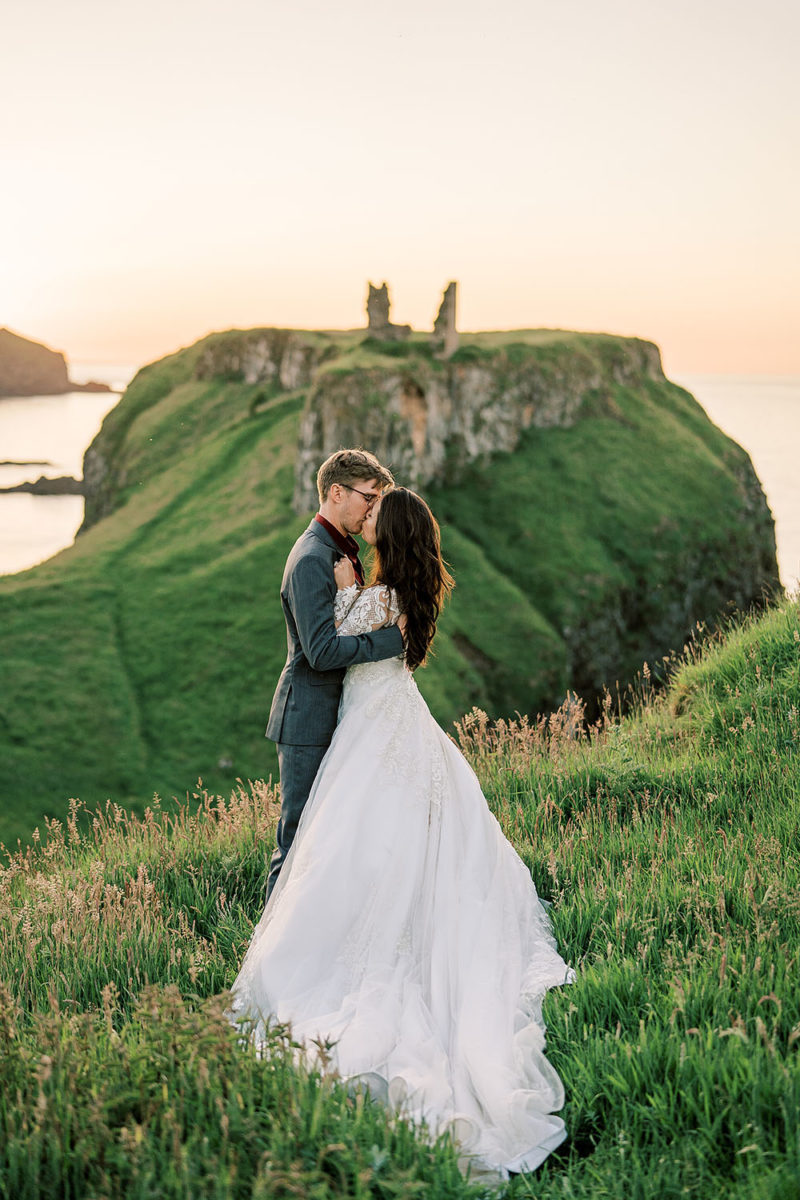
[335,585,401,635]
[334,583,359,626]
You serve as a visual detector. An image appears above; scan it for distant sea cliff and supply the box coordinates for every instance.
[0,328,111,397]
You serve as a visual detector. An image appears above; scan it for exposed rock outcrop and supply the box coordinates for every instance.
[294,335,664,511]
[0,328,111,397]
[193,328,332,390]
[75,380,113,393]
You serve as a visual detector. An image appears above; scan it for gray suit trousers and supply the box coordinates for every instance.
[266,742,328,899]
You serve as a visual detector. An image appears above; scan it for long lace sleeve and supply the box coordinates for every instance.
[337,586,402,637]
[334,584,359,628]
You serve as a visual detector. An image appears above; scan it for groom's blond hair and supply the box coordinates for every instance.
[317,448,394,504]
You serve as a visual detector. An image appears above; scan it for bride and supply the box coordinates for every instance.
[227,487,575,1181]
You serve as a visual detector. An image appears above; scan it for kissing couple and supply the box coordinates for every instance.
[228,448,575,1181]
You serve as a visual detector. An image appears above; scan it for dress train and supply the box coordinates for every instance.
[228,586,575,1180]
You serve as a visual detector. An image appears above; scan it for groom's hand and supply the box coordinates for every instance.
[334,556,356,589]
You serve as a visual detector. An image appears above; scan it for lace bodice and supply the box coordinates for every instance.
[335,584,402,636]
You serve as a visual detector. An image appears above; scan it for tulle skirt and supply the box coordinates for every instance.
[228,657,575,1180]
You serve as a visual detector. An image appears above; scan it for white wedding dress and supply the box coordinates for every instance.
[228,585,575,1181]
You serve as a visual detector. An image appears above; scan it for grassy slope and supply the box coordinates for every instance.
[0,598,797,1199]
[0,330,776,848]
[429,374,768,681]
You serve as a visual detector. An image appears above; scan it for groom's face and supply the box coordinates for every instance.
[338,477,382,536]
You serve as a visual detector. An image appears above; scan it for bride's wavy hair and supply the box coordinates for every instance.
[369,487,454,671]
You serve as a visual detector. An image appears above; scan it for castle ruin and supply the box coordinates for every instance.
[366,283,411,342]
[432,282,458,358]
[365,281,459,358]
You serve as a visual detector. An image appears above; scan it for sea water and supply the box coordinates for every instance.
[0,363,134,575]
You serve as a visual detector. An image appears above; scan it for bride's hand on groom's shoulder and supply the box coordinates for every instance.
[334,557,356,589]
[397,613,408,641]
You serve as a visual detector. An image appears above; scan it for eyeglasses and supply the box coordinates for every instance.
[342,485,380,508]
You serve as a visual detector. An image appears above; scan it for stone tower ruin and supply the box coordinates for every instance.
[432,281,458,358]
[365,281,458,355]
[366,282,411,342]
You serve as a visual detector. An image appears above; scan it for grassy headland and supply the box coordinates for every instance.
[1,597,797,1198]
[0,328,779,848]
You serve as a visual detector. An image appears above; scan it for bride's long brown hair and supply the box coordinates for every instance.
[369,487,454,671]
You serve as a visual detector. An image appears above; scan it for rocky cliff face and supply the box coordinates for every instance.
[194,328,335,391]
[293,336,664,510]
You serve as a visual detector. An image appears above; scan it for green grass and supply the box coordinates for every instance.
[0,327,779,848]
[428,375,778,700]
[1,597,797,1198]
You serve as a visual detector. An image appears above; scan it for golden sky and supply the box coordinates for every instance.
[2,0,798,374]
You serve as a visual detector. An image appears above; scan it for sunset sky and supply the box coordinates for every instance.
[2,0,798,375]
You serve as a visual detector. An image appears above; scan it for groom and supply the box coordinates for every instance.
[264,448,405,897]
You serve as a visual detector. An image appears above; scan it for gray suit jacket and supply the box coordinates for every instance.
[265,519,404,745]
